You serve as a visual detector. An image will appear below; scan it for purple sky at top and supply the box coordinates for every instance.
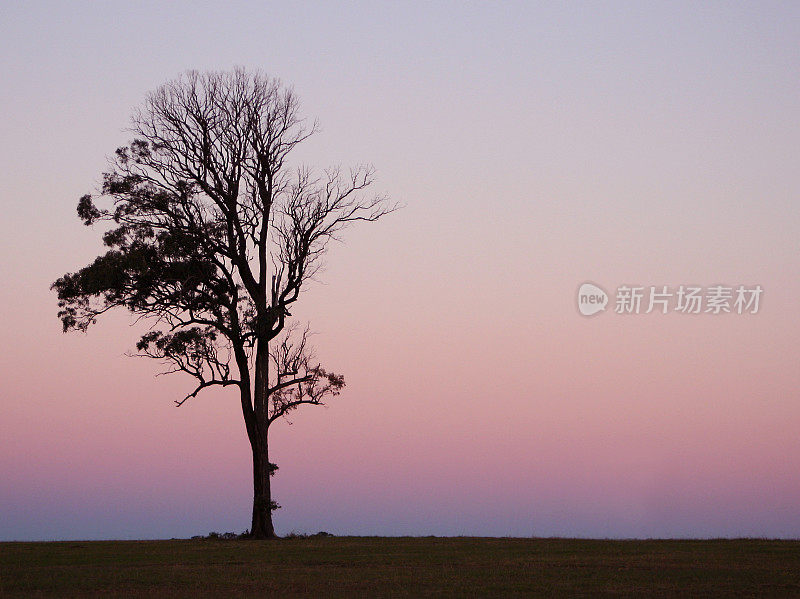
[1,1,798,540]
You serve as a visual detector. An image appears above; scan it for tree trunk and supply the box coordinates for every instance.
[249,430,277,539]
[248,335,278,539]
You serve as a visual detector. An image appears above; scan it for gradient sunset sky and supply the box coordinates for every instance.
[1,1,799,540]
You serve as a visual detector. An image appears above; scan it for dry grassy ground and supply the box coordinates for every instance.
[1,536,799,597]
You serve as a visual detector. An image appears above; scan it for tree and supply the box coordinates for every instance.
[52,69,394,539]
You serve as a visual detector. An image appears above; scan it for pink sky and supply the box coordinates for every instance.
[1,2,798,539]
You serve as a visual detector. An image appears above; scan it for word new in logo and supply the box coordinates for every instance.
[577,282,608,316]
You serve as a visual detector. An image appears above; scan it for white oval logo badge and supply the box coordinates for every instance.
[577,282,608,316]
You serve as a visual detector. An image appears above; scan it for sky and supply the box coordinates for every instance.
[1,1,799,540]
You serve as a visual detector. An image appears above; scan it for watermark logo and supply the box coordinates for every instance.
[578,283,762,316]
[577,282,609,316]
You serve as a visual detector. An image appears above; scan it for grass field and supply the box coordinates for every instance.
[2,536,799,597]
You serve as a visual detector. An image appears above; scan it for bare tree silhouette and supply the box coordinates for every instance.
[53,68,395,538]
